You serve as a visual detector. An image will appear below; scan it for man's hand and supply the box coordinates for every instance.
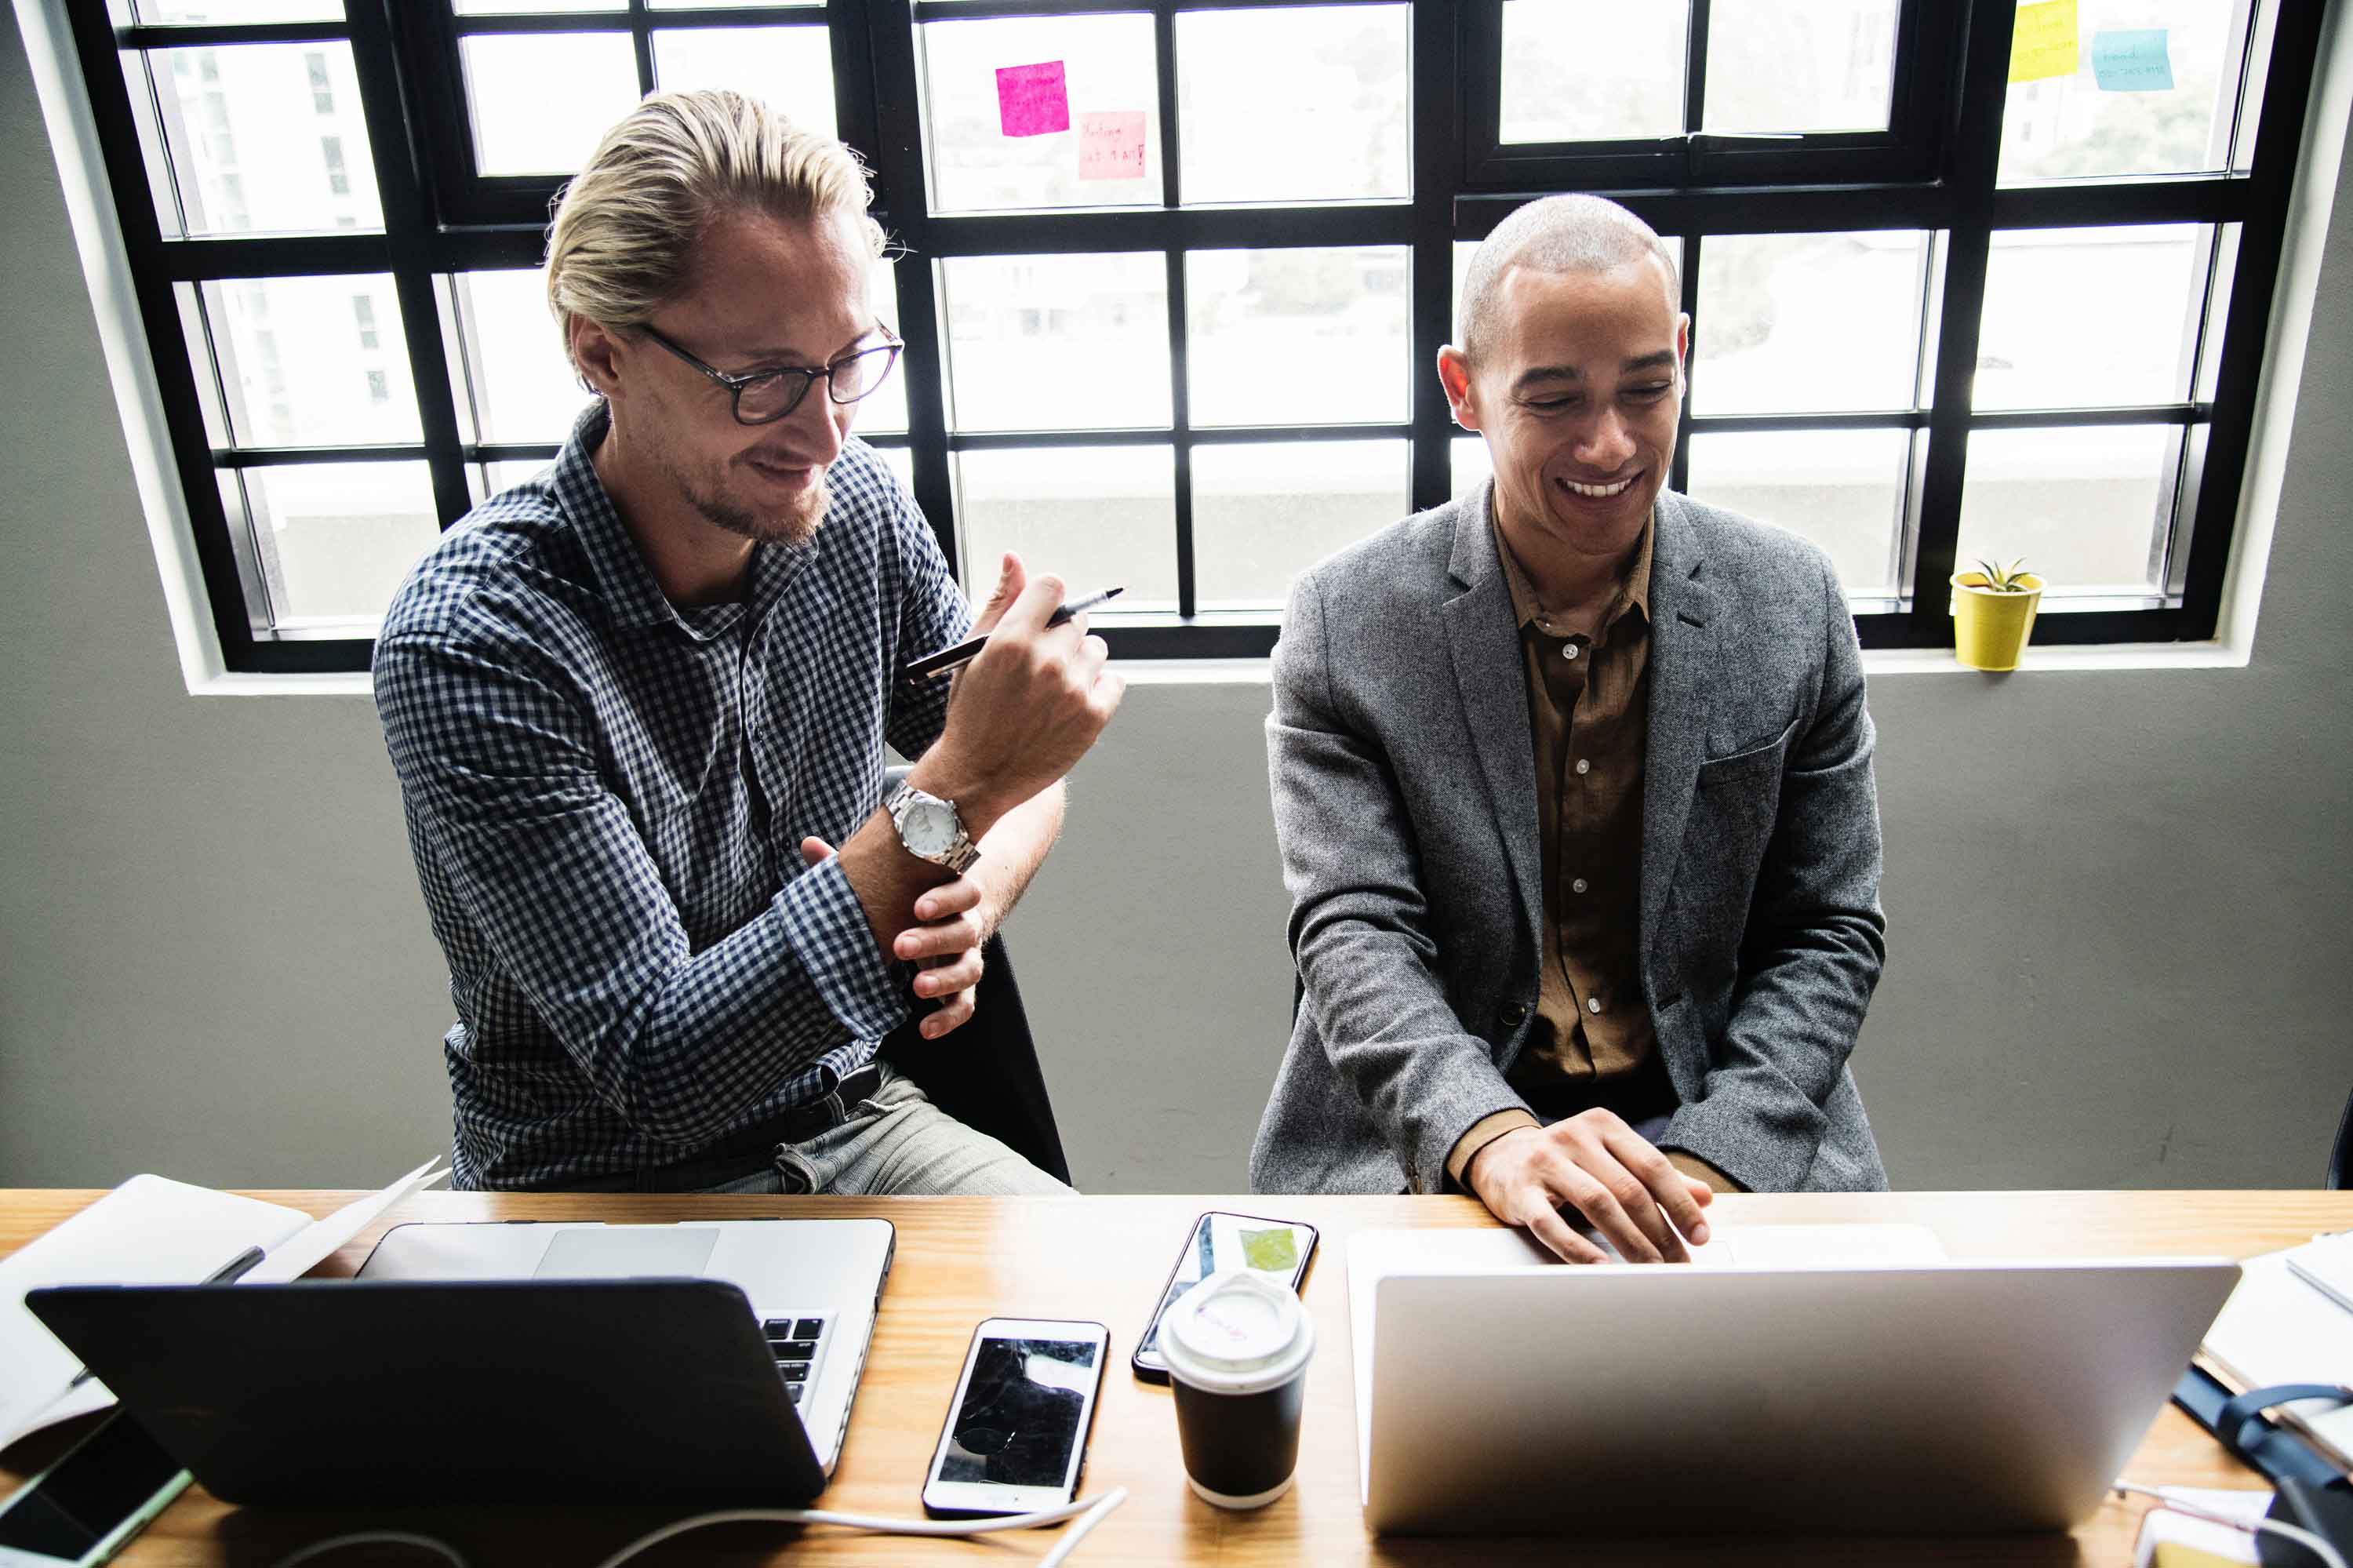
[1464,1112,1715,1264]
[911,561,1122,835]
[803,839,1008,1042]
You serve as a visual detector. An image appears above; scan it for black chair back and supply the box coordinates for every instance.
[2330,1087,2351,1191]
[878,932,1071,1185]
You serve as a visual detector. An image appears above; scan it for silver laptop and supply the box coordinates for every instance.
[1347,1226,2239,1537]
[358,1219,893,1472]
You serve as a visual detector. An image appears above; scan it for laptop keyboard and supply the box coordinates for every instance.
[762,1315,827,1407]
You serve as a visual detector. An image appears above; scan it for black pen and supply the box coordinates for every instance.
[900,587,1126,680]
[64,1245,267,1391]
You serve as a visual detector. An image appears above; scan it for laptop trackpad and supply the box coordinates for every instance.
[535,1227,720,1279]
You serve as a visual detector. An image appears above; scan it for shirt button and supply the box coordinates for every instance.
[1562,644,1580,660]
[1575,758,1591,776]
[1587,996,1603,1014]
[1501,1002,1529,1026]
[1572,877,1588,893]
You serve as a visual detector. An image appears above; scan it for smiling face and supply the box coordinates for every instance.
[592,208,877,549]
[1441,256,1689,587]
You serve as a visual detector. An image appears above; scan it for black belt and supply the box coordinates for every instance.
[625,1063,885,1191]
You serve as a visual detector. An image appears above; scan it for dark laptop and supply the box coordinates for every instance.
[27,1279,827,1505]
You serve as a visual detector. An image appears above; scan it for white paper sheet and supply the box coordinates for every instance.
[2200,1237,2353,1468]
[1,1159,448,1455]
[1,1177,311,1452]
[241,1158,447,1284]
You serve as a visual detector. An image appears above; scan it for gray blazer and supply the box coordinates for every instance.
[1251,486,1889,1197]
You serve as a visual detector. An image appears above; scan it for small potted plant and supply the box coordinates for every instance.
[1951,557,2044,671]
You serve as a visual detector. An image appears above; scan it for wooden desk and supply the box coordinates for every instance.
[5,1189,2347,1566]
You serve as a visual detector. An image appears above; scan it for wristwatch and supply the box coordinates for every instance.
[885,783,980,874]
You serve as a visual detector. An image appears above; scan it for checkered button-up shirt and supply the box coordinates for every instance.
[373,403,969,1189]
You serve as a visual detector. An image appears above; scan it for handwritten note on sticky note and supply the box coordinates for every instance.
[2009,0,2079,83]
[2090,28,2173,92]
[1078,111,1148,181]
[996,60,1070,138]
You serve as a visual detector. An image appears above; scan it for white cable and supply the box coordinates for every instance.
[588,1485,1131,1568]
[2115,1480,2348,1568]
[269,1531,471,1568]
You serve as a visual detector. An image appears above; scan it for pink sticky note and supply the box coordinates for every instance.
[995,60,1070,138]
[1078,111,1148,181]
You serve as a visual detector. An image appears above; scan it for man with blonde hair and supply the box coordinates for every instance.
[1253,194,1888,1254]
[374,91,1122,1192]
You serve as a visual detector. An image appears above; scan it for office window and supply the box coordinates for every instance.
[53,1,2328,672]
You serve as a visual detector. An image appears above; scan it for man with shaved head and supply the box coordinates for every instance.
[1251,195,1889,1260]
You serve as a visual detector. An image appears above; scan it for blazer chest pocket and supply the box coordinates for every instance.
[1695,715,1799,789]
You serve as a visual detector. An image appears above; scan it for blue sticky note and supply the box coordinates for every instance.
[2090,28,2173,92]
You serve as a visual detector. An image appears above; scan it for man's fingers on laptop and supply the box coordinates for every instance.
[1604,1130,1709,1252]
[1520,1199,1608,1265]
[1559,1167,1667,1264]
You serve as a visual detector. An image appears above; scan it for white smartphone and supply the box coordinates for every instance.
[921,1316,1109,1519]
[0,1415,191,1568]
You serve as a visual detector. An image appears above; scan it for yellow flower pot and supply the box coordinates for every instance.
[1950,571,2043,671]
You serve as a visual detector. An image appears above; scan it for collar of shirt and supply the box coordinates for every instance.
[556,401,809,643]
[1489,498,1656,649]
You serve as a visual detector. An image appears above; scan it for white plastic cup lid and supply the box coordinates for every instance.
[1158,1268,1315,1395]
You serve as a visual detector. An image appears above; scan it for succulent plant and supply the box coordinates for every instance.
[1971,558,2036,593]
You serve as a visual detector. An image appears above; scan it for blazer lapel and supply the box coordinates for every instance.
[1640,492,1718,955]
[1442,484,1543,951]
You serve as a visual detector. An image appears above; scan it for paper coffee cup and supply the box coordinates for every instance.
[1157,1268,1315,1509]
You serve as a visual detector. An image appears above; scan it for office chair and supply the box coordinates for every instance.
[879,930,1071,1185]
[2329,1086,2351,1191]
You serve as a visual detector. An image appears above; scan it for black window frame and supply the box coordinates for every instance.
[62,0,2329,675]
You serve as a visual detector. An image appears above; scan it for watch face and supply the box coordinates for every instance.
[904,798,958,856]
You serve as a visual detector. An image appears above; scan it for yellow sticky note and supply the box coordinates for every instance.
[2010,0,2080,83]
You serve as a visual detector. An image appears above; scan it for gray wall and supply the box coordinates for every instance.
[3,10,2348,1193]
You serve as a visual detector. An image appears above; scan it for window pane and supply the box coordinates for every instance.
[136,0,339,20]
[198,275,420,446]
[918,15,1162,214]
[229,461,439,629]
[1176,5,1409,205]
[652,26,835,137]
[1186,247,1409,427]
[953,446,1176,609]
[1975,225,2204,409]
[1500,0,1686,143]
[653,0,820,7]
[940,253,1170,432]
[142,45,382,235]
[1957,425,2181,595]
[1703,0,1900,134]
[1193,440,1407,608]
[447,269,584,445]
[873,444,915,495]
[462,34,639,176]
[856,258,908,437]
[1997,0,2248,184]
[453,0,620,12]
[1453,434,1492,497]
[1693,231,1930,415]
[1685,429,1911,598]
[471,460,553,506]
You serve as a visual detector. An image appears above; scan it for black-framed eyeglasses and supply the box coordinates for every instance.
[636,321,904,426]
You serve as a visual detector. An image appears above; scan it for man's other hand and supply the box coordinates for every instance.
[806,837,994,1039]
[1464,1112,1715,1264]
[915,564,1122,831]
